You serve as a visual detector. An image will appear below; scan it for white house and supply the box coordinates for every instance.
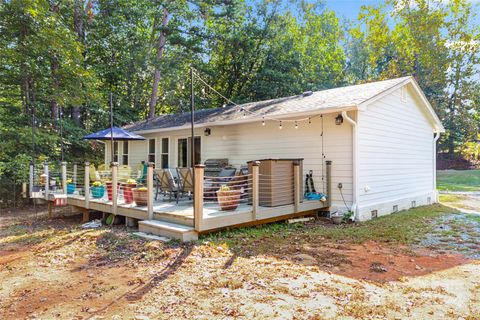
[107,76,444,222]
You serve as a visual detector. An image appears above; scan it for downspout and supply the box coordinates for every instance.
[342,111,358,221]
[433,132,440,202]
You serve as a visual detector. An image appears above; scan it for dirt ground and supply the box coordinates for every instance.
[0,206,479,319]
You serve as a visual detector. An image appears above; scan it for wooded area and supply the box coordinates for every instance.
[0,0,479,206]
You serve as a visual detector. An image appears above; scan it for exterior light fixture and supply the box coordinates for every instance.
[295,121,298,129]
[279,121,282,129]
[335,114,343,125]
[262,117,265,126]
[204,128,211,136]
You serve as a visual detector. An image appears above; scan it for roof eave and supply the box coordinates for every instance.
[131,105,358,134]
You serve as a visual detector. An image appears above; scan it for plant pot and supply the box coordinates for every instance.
[106,182,119,201]
[91,186,105,199]
[67,183,76,194]
[331,215,343,225]
[132,188,148,206]
[216,189,241,211]
[122,183,137,204]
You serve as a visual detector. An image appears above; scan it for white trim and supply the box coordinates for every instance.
[159,136,170,169]
[433,132,440,201]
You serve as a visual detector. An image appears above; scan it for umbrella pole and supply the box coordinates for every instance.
[110,92,114,165]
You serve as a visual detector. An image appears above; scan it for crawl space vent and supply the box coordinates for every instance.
[371,210,378,219]
[393,205,398,213]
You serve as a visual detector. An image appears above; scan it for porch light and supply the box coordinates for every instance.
[204,128,211,136]
[262,117,265,126]
[295,121,298,129]
[279,121,282,129]
[335,114,343,125]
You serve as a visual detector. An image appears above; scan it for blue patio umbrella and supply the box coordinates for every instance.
[83,126,146,141]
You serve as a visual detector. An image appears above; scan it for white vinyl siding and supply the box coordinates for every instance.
[122,113,353,210]
[357,84,435,220]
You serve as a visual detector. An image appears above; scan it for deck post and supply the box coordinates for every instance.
[326,160,332,208]
[61,161,67,195]
[29,161,33,197]
[73,162,78,185]
[194,164,205,232]
[84,162,90,208]
[293,161,300,213]
[251,161,259,220]
[111,162,118,215]
[44,162,49,200]
[147,162,154,220]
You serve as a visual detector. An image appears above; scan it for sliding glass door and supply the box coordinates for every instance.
[177,136,201,167]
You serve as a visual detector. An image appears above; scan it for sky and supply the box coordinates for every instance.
[324,0,383,21]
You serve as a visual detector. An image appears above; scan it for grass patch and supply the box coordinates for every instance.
[204,204,457,252]
[437,170,480,192]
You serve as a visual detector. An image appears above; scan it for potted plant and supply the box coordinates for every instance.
[66,179,75,194]
[216,185,241,211]
[133,186,148,206]
[91,181,105,199]
[122,178,137,204]
[106,181,119,201]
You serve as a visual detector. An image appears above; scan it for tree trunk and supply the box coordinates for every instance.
[72,0,86,126]
[148,7,169,119]
[50,57,60,124]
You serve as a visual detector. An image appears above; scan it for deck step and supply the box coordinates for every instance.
[132,232,171,242]
[138,220,198,242]
[153,212,194,227]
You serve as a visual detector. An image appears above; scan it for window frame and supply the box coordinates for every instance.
[122,141,129,165]
[113,141,119,163]
[160,137,169,169]
[147,138,156,164]
[177,136,201,167]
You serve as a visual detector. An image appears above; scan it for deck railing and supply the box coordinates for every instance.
[31,160,332,232]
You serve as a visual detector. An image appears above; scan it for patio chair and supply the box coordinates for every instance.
[154,169,179,203]
[177,167,193,200]
[204,167,237,200]
[135,162,147,183]
[118,165,132,182]
[89,164,99,182]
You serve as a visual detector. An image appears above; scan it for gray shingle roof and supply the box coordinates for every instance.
[125,76,412,132]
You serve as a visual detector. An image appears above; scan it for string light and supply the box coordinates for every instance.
[191,68,323,128]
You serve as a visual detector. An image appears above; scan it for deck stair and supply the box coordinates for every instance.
[138,220,198,242]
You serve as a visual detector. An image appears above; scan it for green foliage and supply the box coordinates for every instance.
[0,0,479,205]
[437,169,480,191]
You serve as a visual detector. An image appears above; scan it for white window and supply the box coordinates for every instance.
[113,141,119,163]
[122,141,129,165]
[148,138,156,164]
[160,137,169,169]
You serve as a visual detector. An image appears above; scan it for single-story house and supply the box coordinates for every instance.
[104,76,444,222]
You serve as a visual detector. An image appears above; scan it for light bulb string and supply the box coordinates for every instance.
[192,68,320,124]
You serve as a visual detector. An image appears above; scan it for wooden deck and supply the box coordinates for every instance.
[67,193,325,232]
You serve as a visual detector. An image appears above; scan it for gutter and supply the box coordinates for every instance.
[433,132,441,201]
[342,111,358,221]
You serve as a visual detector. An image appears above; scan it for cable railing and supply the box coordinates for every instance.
[203,174,252,212]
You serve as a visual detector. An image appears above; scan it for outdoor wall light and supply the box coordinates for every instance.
[204,128,211,136]
[335,114,343,125]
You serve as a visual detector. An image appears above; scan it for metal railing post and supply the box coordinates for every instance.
[44,162,49,200]
[251,161,259,220]
[326,160,332,208]
[194,164,205,232]
[147,162,154,220]
[293,161,300,212]
[84,162,90,208]
[29,162,34,198]
[111,162,118,215]
[61,161,67,195]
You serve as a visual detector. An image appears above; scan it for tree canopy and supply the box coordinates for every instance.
[1,0,479,204]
